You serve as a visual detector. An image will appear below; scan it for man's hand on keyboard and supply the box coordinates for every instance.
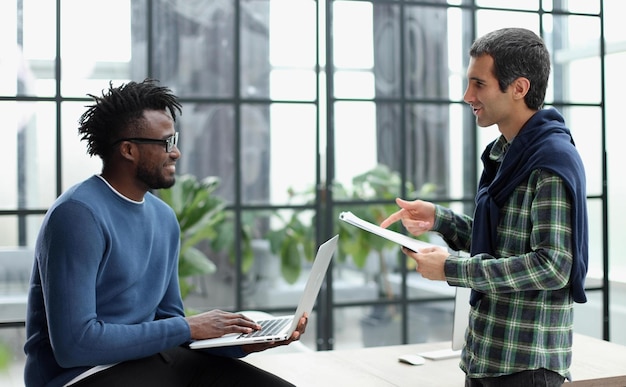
[242,313,308,354]
[186,310,262,340]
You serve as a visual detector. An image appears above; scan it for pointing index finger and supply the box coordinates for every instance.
[380,209,404,229]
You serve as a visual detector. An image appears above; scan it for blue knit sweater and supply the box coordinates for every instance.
[24,176,242,387]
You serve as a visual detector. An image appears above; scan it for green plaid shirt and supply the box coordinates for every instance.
[435,135,574,380]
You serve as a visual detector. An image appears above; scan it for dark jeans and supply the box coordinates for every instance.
[465,368,565,387]
[69,346,295,387]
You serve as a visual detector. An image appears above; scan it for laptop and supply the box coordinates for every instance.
[189,234,338,349]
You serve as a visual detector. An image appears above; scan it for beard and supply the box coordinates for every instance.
[136,161,176,190]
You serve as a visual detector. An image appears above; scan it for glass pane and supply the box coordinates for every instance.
[241,1,270,99]
[338,102,450,198]
[150,0,234,98]
[447,8,473,102]
[344,3,457,101]
[585,199,605,280]
[549,0,600,14]
[334,70,375,99]
[477,0,539,10]
[559,106,602,197]
[449,103,477,200]
[243,209,317,308]
[183,236,236,312]
[267,103,318,206]
[1,101,57,210]
[0,43,40,97]
[60,0,135,97]
[371,3,400,99]
[404,5,451,100]
[0,215,44,249]
[606,50,626,284]
[177,103,235,203]
[243,0,317,100]
[335,201,411,283]
[334,101,378,192]
[183,209,301,312]
[0,216,19,246]
[549,15,601,105]
[333,2,374,70]
[268,0,317,68]
[573,290,603,340]
[270,69,317,101]
[0,0,57,97]
[603,1,623,44]
[333,299,455,349]
[25,215,44,249]
[61,102,103,192]
[0,229,35,367]
[333,306,373,349]
[241,104,270,205]
[177,205,280,312]
[475,10,540,36]
[476,125,501,168]
[608,284,626,345]
[404,104,450,193]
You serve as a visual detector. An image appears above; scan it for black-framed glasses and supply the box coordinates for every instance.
[112,132,179,153]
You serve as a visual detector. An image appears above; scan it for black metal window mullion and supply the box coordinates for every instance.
[319,0,336,352]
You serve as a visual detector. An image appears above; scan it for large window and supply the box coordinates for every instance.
[2,0,622,361]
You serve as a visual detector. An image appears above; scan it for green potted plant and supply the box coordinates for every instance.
[267,164,437,290]
[265,208,316,284]
[158,174,252,300]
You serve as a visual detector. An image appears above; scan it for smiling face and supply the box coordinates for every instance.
[464,54,536,140]
[464,55,514,128]
[134,109,180,190]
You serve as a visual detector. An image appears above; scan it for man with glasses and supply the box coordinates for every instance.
[24,79,306,386]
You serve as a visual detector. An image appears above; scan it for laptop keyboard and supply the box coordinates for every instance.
[239,317,291,338]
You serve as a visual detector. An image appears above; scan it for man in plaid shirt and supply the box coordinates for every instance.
[381,28,588,386]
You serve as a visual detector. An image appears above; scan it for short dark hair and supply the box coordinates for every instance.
[78,79,182,160]
[469,28,550,110]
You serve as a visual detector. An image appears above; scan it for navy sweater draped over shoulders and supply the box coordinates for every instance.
[470,108,589,305]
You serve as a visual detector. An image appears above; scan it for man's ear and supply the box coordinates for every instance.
[512,77,530,101]
[117,141,138,162]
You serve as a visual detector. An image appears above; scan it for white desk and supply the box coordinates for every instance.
[244,334,626,386]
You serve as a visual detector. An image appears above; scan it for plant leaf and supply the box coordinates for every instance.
[178,246,216,277]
